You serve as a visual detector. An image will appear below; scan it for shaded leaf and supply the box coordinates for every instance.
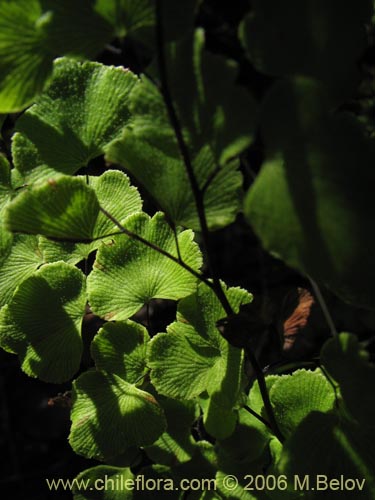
[240,0,372,100]
[245,77,375,308]
[0,1,113,112]
[95,0,154,39]
[321,332,375,426]
[277,412,375,499]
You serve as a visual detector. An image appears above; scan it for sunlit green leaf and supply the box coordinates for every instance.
[69,371,166,460]
[87,212,202,320]
[269,369,336,439]
[145,397,198,466]
[0,261,86,382]
[73,465,134,500]
[5,171,142,246]
[0,231,45,308]
[107,29,256,231]
[5,176,99,240]
[0,154,15,236]
[40,170,142,264]
[13,58,138,182]
[91,320,149,383]
[149,282,251,438]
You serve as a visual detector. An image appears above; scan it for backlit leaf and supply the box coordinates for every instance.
[87,212,202,320]
[0,262,86,382]
[13,58,138,183]
[107,29,256,231]
[73,466,134,500]
[69,371,166,460]
[148,282,251,438]
[40,170,142,264]
[91,320,149,383]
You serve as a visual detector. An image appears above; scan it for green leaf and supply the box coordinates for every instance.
[0,232,45,308]
[69,370,166,460]
[0,154,12,206]
[95,0,154,39]
[321,332,375,427]
[218,405,273,464]
[145,397,198,466]
[5,176,99,240]
[217,375,280,467]
[156,441,218,499]
[73,465,134,500]
[239,0,373,100]
[0,1,113,112]
[148,282,251,439]
[278,412,375,499]
[6,171,142,245]
[40,170,142,264]
[13,58,138,182]
[39,0,113,57]
[87,212,202,320]
[177,281,253,342]
[91,320,149,383]
[0,261,86,382]
[165,29,256,164]
[215,471,259,500]
[269,369,336,439]
[96,0,200,55]
[107,29,256,231]
[244,78,375,308]
[149,323,219,401]
[0,154,15,239]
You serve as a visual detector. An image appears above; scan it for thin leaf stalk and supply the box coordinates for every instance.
[154,0,232,317]
[154,0,284,442]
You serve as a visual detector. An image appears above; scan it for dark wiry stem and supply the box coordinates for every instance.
[99,210,284,439]
[100,207,215,293]
[243,404,272,430]
[154,0,232,317]
[154,0,284,441]
[245,345,284,443]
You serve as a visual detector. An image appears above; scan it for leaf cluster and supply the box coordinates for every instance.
[0,1,375,499]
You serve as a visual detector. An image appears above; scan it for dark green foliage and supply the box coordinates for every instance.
[0,1,375,499]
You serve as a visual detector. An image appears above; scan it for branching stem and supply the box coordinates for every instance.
[154,0,232,317]
[100,207,215,293]
[243,404,272,430]
[100,208,284,439]
[153,0,284,442]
